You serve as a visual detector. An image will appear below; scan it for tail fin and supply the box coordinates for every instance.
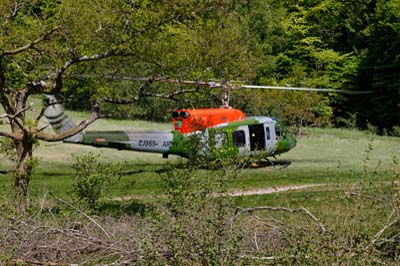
[43,95,83,143]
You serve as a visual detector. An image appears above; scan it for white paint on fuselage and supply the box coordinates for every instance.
[125,131,174,153]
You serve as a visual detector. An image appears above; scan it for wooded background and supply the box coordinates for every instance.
[1,0,399,131]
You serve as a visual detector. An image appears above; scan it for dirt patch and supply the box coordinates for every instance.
[227,184,323,197]
[111,184,324,201]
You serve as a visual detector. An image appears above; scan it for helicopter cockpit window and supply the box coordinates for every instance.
[275,126,282,140]
[232,130,246,147]
[172,111,189,119]
[265,126,271,140]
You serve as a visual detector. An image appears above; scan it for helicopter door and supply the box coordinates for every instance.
[264,123,276,153]
[232,126,250,155]
[249,124,266,151]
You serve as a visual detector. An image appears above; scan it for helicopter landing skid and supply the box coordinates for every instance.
[249,159,291,169]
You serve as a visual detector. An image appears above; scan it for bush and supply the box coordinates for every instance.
[71,152,122,208]
[139,162,243,265]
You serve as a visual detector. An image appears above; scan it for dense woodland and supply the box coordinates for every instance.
[2,0,399,130]
[59,0,399,133]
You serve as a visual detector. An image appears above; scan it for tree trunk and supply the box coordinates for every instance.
[13,138,34,213]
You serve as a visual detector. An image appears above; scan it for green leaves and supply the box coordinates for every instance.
[71,152,122,208]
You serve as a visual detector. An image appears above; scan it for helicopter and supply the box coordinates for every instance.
[43,78,369,161]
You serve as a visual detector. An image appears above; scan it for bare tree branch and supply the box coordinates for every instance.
[35,108,99,142]
[1,27,61,57]
[141,87,202,100]
[1,103,32,133]
[347,191,390,204]
[239,254,304,263]
[101,96,140,104]
[100,84,202,104]
[11,258,63,266]
[35,104,48,124]
[5,2,23,23]
[49,49,132,94]
[0,130,16,140]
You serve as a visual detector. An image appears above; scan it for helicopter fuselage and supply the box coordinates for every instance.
[68,117,296,159]
[44,96,296,160]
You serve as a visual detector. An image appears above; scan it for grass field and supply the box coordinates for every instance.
[1,99,399,203]
[2,98,400,264]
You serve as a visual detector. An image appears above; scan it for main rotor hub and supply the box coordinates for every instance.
[220,81,233,109]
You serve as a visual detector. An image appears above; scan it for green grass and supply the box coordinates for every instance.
[1,126,399,202]
[2,98,400,265]
[1,96,400,205]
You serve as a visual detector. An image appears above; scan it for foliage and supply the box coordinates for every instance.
[348,0,400,131]
[0,127,399,264]
[2,0,400,212]
[6,0,394,130]
[139,162,243,265]
[71,152,122,208]
[236,146,400,265]
[0,137,16,161]
[0,0,245,210]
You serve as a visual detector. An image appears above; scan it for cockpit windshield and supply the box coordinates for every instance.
[275,125,282,140]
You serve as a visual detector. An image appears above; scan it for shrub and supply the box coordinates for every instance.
[71,152,122,208]
[140,162,243,265]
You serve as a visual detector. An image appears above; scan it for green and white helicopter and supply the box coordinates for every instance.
[43,79,365,162]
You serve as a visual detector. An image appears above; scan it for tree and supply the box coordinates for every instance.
[0,0,129,211]
[62,2,260,119]
[352,0,400,131]
[0,0,241,212]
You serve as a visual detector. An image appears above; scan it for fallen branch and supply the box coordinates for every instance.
[48,192,111,239]
[239,254,310,263]
[347,191,389,204]
[366,209,399,250]
[11,259,66,266]
[234,206,327,234]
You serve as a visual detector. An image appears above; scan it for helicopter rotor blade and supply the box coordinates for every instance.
[142,78,223,89]
[132,78,373,94]
[240,85,373,94]
[66,74,373,94]
[71,74,225,88]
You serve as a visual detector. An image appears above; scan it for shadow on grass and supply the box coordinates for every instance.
[0,169,13,174]
[96,199,151,217]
